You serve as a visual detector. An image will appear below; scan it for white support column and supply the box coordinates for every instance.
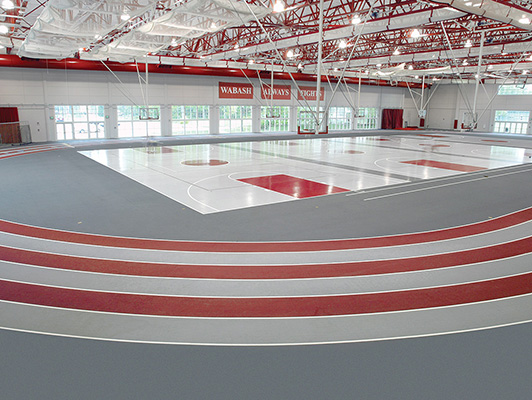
[210,106,219,134]
[160,105,172,136]
[315,0,325,134]
[472,31,485,130]
[252,105,261,133]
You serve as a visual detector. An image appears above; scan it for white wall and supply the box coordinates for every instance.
[0,66,415,142]
[426,82,532,133]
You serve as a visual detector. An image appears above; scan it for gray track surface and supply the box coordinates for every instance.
[1,131,532,399]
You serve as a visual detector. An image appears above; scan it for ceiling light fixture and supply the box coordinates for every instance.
[234,43,239,50]
[351,14,361,25]
[286,49,294,58]
[120,12,130,21]
[393,49,400,55]
[410,29,421,38]
[408,65,413,70]
[248,59,254,64]
[273,0,285,13]
[0,25,8,34]
[376,63,382,68]
[464,39,472,48]
[339,40,347,49]
[522,70,529,75]
[519,15,530,24]
[463,60,468,65]
[2,0,14,10]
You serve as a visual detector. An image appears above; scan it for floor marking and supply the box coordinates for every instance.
[401,159,486,172]
[219,143,420,182]
[2,203,532,252]
[2,234,531,279]
[348,163,531,196]
[363,167,532,201]
[238,174,349,198]
[1,318,532,346]
[1,273,532,317]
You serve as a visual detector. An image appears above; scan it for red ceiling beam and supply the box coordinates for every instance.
[0,54,424,88]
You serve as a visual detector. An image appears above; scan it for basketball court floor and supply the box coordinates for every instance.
[1,130,532,399]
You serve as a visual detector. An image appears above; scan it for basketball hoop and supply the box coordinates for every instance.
[297,110,328,134]
[139,106,160,120]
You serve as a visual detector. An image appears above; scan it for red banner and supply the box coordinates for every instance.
[219,82,253,99]
[297,86,325,101]
[260,84,291,100]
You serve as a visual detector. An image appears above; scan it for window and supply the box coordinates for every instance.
[493,110,529,134]
[172,105,210,135]
[117,105,161,138]
[261,106,290,132]
[356,107,378,129]
[498,84,532,95]
[219,105,252,133]
[329,107,352,130]
[297,107,326,132]
[55,105,105,140]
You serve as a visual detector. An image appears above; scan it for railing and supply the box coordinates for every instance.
[0,121,32,145]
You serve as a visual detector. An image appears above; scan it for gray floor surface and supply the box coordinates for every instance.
[1,131,532,399]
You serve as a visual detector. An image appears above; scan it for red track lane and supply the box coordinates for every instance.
[1,273,531,317]
[0,148,63,159]
[1,207,532,252]
[2,236,532,279]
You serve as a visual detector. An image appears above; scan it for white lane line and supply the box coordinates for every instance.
[1,318,531,346]
[2,203,532,245]
[2,296,532,346]
[2,291,532,320]
[1,252,531,296]
[347,162,530,196]
[363,167,532,201]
